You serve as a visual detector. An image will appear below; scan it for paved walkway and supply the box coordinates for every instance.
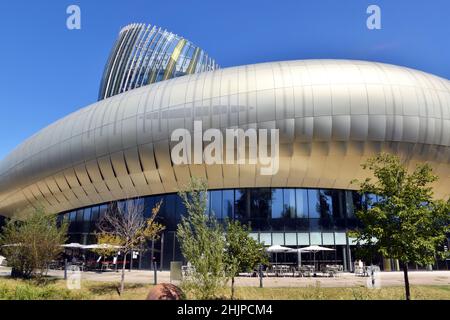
[1,267,449,287]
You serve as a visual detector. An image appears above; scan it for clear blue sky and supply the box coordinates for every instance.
[0,0,448,159]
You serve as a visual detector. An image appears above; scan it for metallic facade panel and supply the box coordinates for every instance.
[0,60,449,217]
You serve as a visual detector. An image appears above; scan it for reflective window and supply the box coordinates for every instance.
[175,195,186,220]
[210,190,222,219]
[222,190,234,220]
[319,190,333,217]
[318,190,333,229]
[249,233,259,242]
[271,189,283,219]
[330,190,344,219]
[259,233,272,246]
[345,191,357,218]
[99,205,108,219]
[296,217,309,230]
[165,194,177,227]
[144,197,156,218]
[285,233,297,246]
[363,193,377,209]
[308,190,321,218]
[234,190,249,220]
[153,196,165,217]
[250,189,271,220]
[297,233,310,246]
[83,208,92,221]
[322,233,335,245]
[60,187,361,243]
[283,189,296,219]
[91,207,100,221]
[310,232,322,245]
[335,232,347,245]
[205,192,210,216]
[82,208,91,233]
[296,189,308,218]
[76,210,83,222]
[117,201,126,214]
[309,218,320,231]
[272,233,284,245]
[135,198,145,210]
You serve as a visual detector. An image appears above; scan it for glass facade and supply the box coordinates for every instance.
[59,187,367,270]
[58,188,450,271]
[98,23,219,100]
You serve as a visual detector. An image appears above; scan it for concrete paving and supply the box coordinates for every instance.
[1,266,449,288]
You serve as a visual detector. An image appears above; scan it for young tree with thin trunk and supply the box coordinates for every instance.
[97,199,165,295]
[177,178,227,300]
[224,219,268,300]
[351,153,450,300]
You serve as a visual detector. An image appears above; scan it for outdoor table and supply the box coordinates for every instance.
[322,265,342,277]
[101,261,111,271]
[298,265,315,277]
[271,265,291,277]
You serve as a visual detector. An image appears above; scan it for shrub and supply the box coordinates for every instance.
[0,207,68,279]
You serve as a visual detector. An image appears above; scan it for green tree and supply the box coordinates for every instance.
[0,207,68,280]
[91,233,123,269]
[177,178,227,299]
[224,219,268,299]
[97,199,165,295]
[351,153,450,300]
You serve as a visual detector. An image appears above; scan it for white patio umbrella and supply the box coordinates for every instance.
[300,245,335,271]
[1,243,22,247]
[266,245,291,265]
[83,244,123,250]
[61,243,87,262]
[61,243,85,249]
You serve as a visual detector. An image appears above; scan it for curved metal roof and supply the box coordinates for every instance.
[1,59,449,217]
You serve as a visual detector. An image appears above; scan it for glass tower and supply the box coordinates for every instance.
[98,23,219,100]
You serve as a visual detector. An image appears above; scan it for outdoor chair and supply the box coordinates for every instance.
[323,265,341,277]
[298,265,314,277]
[182,265,196,277]
[354,265,365,276]
[101,262,111,271]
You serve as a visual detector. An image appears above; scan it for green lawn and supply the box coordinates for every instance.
[233,285,450,300]
[0,277,449,300]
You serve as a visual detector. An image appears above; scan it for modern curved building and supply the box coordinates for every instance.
[98,23,219,100]
[0,25,449,270]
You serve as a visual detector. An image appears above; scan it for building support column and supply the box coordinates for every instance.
[150,240,155,271]
[342,246,348,271]
[383,257,391,271]
[394,259,400,271]
[160,232,165,271]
